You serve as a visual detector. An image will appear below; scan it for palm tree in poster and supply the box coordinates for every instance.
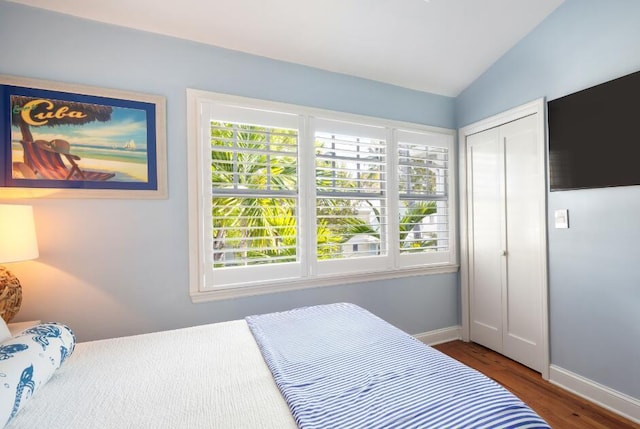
[10,95,113,144]
[9,95,116,181]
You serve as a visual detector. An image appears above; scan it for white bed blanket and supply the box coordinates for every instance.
[7,320,297,429]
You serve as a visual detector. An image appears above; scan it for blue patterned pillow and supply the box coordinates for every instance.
[0,323,75,428]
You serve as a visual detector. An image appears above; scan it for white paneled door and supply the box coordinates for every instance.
[465,113,546,373]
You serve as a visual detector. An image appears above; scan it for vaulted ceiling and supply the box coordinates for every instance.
[8,0,564,96]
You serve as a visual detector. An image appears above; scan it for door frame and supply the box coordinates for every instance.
[458,98,549,380]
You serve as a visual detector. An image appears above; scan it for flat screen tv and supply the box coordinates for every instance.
[547,70,640,191]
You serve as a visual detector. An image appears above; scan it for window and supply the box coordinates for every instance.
[211,122,298,267]
[188,91,456,301]
[396,129,452,267]
[313,119,390,277]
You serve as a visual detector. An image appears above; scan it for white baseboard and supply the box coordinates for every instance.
[549,365,640,424]
[414,325,461,346]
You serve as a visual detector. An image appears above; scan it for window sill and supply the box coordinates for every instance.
[190,264,460,303]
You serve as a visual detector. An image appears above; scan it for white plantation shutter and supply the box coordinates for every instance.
[204,103,302,287]
[190,92,456,297]
[313,119,390,275]
[210,122,298,265]
[397,129,452,267]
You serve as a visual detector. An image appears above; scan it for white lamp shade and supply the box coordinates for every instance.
[0,205,39,263]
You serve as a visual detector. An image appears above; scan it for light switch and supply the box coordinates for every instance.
[554,209,569,229]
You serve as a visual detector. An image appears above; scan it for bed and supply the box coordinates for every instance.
[1,303,550,429]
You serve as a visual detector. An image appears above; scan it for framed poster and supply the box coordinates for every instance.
[0,75,167,198]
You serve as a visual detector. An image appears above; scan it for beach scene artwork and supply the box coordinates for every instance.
[10,94,150,183]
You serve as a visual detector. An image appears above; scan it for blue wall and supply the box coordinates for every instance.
[457,0,640,399]
[0,2,458,342]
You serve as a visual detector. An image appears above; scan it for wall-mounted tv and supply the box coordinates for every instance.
[547,70,640,191]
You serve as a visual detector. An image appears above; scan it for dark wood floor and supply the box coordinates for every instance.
[433,341,639,429]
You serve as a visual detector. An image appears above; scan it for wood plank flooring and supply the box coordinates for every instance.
[433,341,639,429]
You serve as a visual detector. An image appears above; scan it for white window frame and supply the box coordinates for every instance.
[187,89,458,303]
[312,118,391,277]
[200,103,303,288]
[396,129,453,268]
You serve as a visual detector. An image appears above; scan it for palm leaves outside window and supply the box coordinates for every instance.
[210,122,298,267]
[209,122,448,269]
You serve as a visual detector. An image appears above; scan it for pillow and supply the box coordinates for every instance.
[0,321,10,344]
[0,323,75,428]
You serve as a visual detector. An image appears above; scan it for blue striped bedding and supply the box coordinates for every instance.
[246,303,550,429]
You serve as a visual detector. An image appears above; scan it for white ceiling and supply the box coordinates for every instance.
[9,0,564,96]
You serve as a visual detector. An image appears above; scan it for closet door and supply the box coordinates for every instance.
[466,114,544,373]
[501,115,544,372]
[466,127,504,353]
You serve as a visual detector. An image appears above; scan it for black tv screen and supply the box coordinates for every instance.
[547,70,640,191]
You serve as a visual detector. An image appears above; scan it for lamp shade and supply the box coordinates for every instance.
[0,204,39,263]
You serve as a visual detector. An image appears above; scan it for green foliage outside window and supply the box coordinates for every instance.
[210,122,442,268]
